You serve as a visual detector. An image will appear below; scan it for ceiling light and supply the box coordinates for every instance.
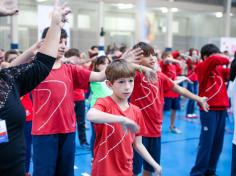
[36,0,48,2]
[160,7,168,13]
[116,3,134,10]
[171,8,178,12]
[215,12,223,18]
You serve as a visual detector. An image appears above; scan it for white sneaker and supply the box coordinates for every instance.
[169,127,182,134]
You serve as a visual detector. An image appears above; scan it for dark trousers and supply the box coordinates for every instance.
[186,81,198,115]
[33,133,75,176]
[232,144,236,176]
[24,121,32,173]
[90,123,96,157]
[190,110,226,176]
[133,137,161,175]
[74,100,87,144]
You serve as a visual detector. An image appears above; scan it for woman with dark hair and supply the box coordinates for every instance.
[0,1,70,175]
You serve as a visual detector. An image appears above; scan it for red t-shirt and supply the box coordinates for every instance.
[32,64,91,135]
[160,62,180,98]
[195,55,230,110]
[21,93,33,121]
[92,96,146,176]
[130,71,174,137]
[73,89,85,101]
[186,59,198,82]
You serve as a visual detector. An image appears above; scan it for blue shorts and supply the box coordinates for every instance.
[164,97,180,111]
[133,137,161,174]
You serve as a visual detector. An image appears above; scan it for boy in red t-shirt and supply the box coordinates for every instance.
[31,30,110,176]
[87,59,162,176]
[190,44,230,176]
[130,42,209,176]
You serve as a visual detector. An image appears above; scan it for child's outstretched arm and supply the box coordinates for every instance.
[174,76,193,84]
[172,83,209,112]
[87,108,140,133]
[133,136,162,176]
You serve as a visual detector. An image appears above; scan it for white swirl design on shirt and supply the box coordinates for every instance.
[205,75,223,102]
[135,76,160,111]
[98,123,127,163]
[34,80,67,131]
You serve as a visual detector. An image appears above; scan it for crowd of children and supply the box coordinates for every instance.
[0,1,236,176]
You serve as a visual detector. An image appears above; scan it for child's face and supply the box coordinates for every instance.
[140,55,157,69]
[96,59,109,72]
[107,77,134,100]
[162,54,172,63]
[57,38,68,59]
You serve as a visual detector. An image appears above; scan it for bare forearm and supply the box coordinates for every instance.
[89,69,106,82]
[87,108,125,124]
[173,84,200,102]
[39,24,60,58]
[131,63,153,72]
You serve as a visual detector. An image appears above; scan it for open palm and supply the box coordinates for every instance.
[0,0,18,16]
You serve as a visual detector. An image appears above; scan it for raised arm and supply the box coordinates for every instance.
[200,54,229,77]
[173,83,209,112]
[39,1,71,58]
[12,0,71,96]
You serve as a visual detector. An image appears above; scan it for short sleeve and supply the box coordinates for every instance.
[72,65,91,90]
[134,108,147,136]
[160,73,175,92]
[93,98,108,112]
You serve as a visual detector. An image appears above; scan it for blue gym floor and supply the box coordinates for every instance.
[73,100,234,176]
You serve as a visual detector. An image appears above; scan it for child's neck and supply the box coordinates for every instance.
[110,95,129,111]
[53,60,62,69]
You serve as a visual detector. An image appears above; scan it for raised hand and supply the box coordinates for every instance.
[120,47,143,64]
[0,0,18,16]
[51,0,71,27]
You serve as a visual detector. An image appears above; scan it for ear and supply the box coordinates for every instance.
[105,80,113,88]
